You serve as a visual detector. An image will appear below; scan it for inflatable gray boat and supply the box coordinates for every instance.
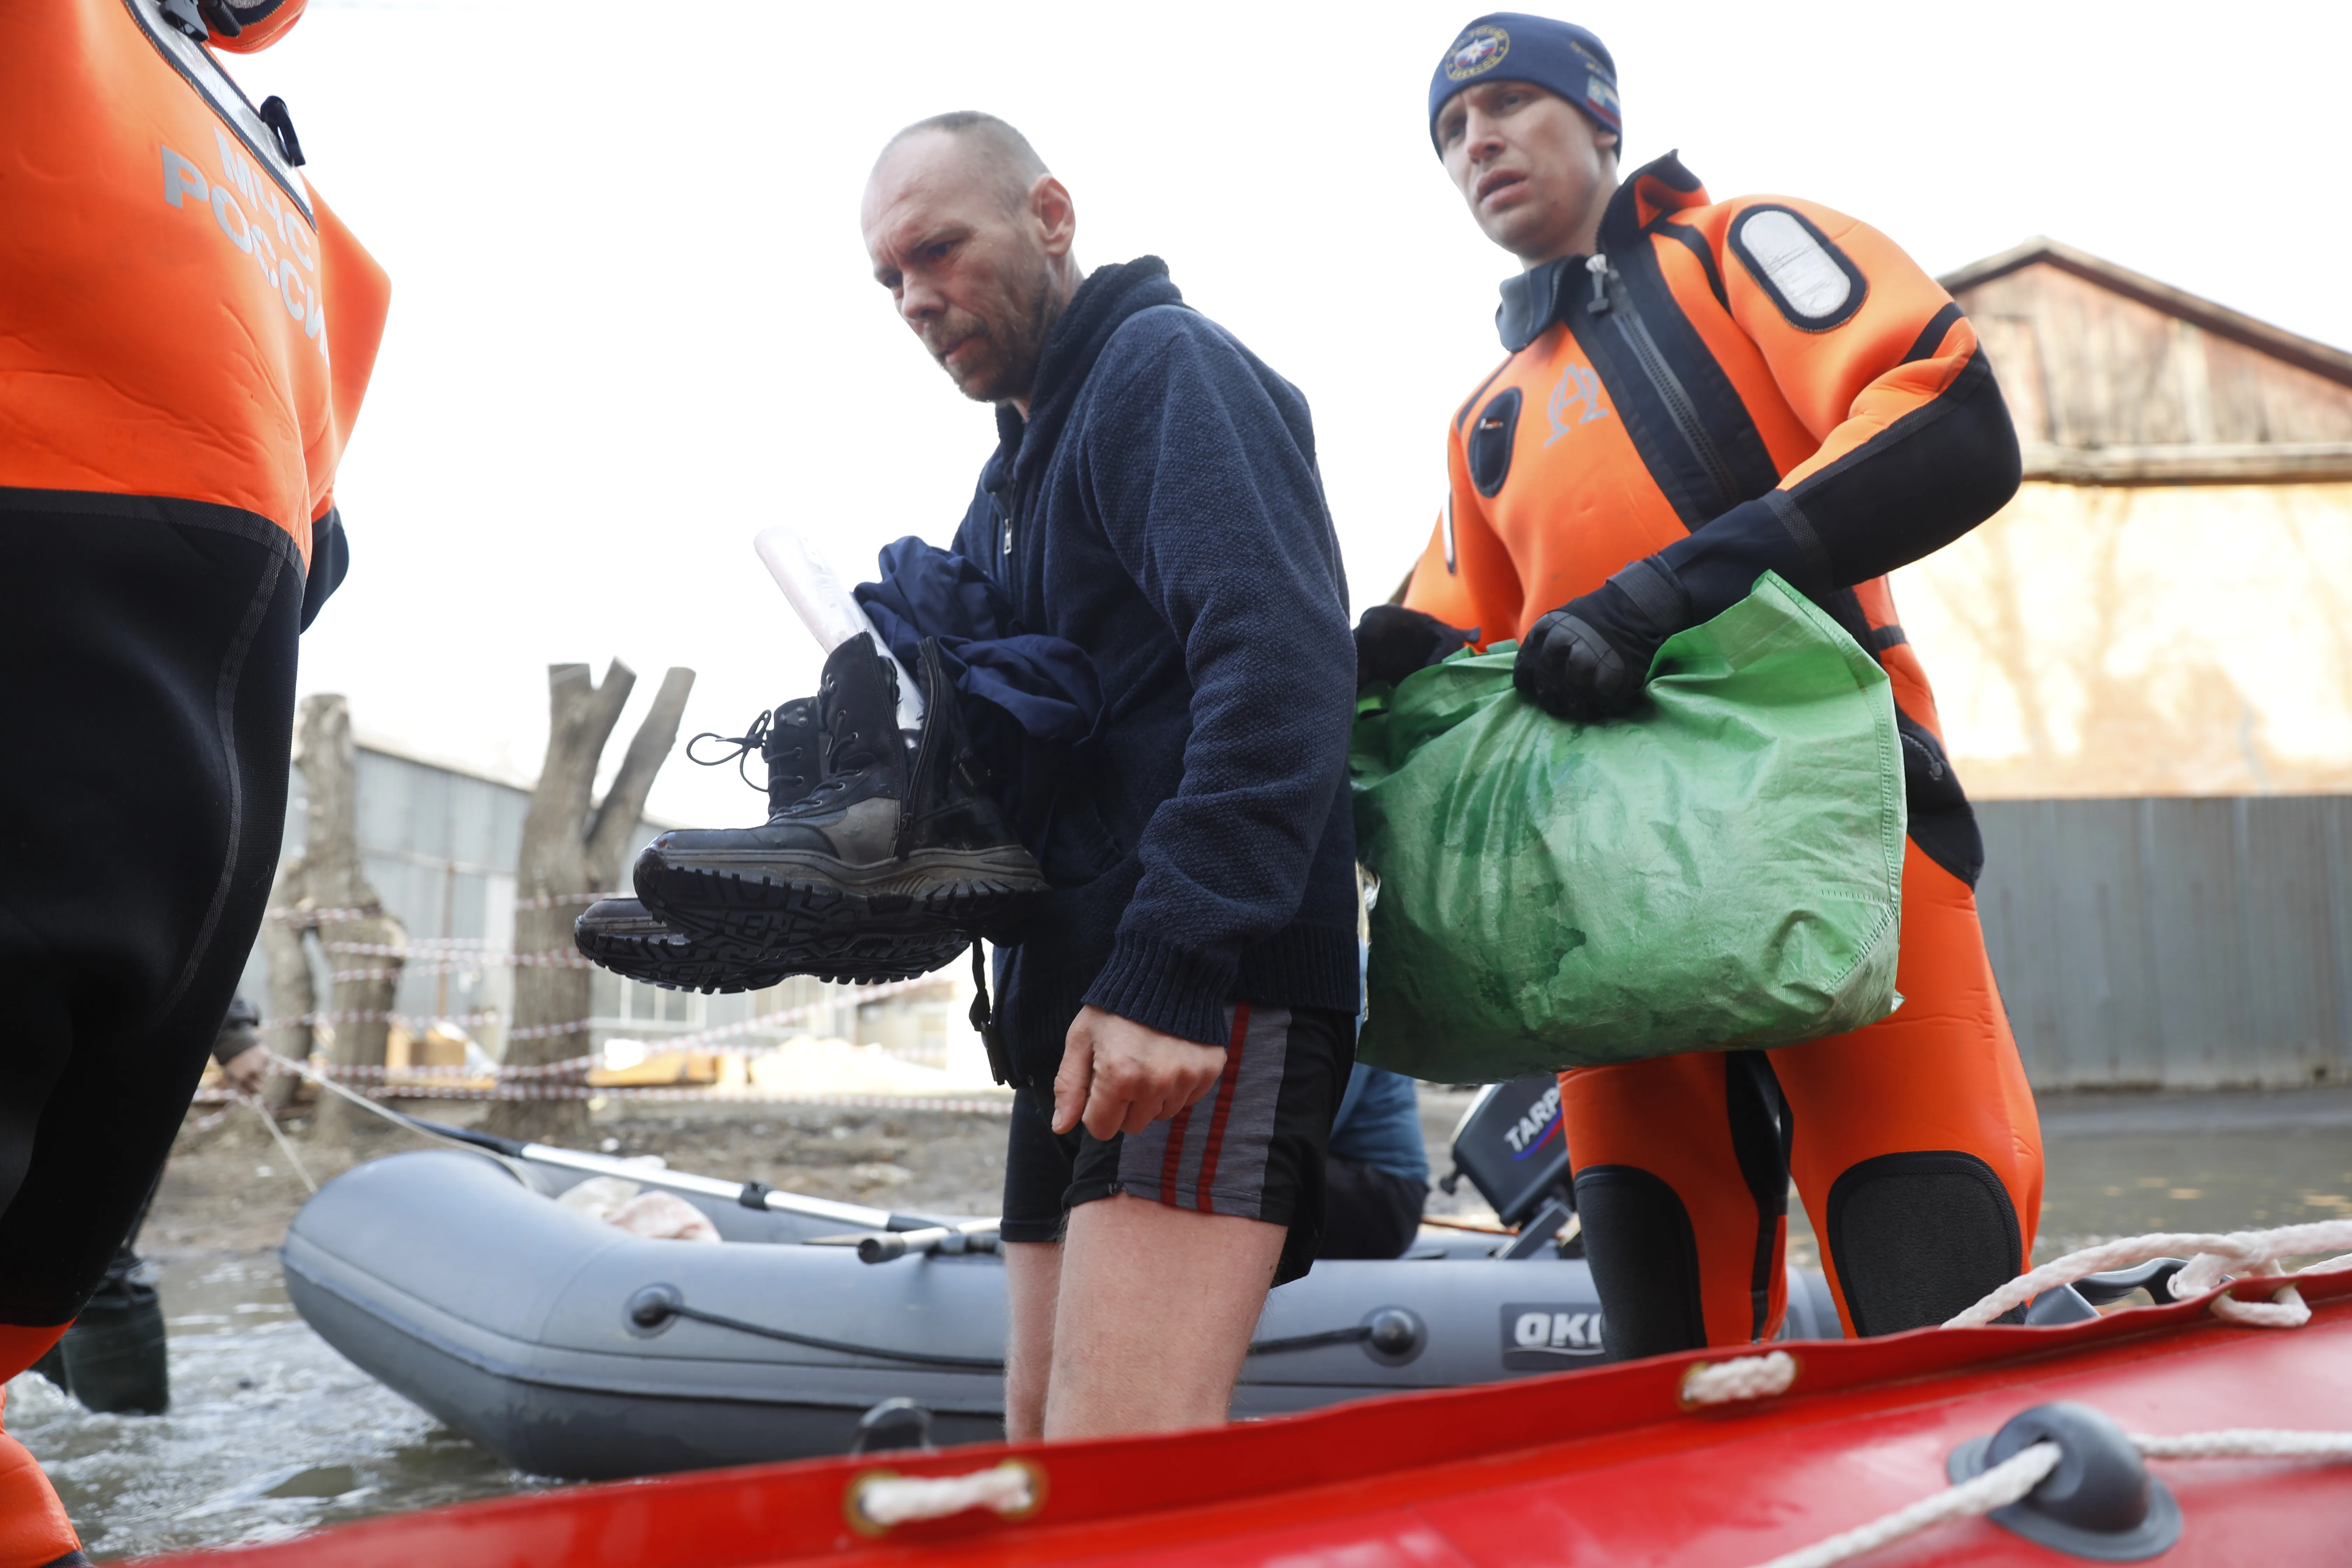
[282,1141,1842,1481]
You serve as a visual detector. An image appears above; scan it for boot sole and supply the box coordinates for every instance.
[576,895,971,992]
[636,845,1051,948]
[576,926,968,993]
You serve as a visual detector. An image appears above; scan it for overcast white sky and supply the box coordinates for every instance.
[230,0,2350,827]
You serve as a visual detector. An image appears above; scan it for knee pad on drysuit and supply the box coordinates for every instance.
[1823,1151,2023,1335]
[1572,1166,1706,1359]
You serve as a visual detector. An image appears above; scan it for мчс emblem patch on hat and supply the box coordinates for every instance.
[1428,15,1621,153]
[1446,23,1511,81]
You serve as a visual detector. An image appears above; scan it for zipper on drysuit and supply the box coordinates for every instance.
[1586,252,1746,516]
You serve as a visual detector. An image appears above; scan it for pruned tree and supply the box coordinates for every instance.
[483,660,694,1144]
[264,694,407,1136]
[257,857,316,1117]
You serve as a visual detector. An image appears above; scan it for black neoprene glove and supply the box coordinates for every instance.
[1513,556,1695,721]
[1354,604,1478,693]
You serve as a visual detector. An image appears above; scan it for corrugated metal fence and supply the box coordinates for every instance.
[1975,795,2352,1089]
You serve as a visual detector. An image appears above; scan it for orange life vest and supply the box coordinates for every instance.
[0,0,387,563]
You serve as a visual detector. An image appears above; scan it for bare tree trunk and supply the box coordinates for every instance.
[290,694,407,1140]
[259,856,315,1116]
[484,661,694,1144]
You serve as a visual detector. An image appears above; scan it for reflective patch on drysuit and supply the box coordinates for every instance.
[1731,206,1866,331]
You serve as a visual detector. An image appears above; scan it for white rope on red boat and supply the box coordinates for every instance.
[1681,1350,1796,1406]
[1943,1219,2352,1328]
[2129,1428,2352,1461]
[847,1460,1037,1529]
[1744,1427,2352,1568]
[1687,1231,2352,1566]
[1743,1440,2062,1568]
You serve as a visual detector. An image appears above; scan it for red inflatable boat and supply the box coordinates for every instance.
[138,1265,2351,1567]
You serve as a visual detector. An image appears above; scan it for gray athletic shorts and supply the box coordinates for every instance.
[1000,1003,1353,1287]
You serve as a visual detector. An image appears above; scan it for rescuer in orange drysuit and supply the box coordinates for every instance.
[1377,13,2044,1357]
[0,2,388,1557]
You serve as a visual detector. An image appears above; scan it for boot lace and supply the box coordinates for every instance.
[687,710,774,794]
[801,709,891,805]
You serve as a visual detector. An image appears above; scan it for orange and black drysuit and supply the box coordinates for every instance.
[0,2,385,1557]
[1402,153,2043,1356]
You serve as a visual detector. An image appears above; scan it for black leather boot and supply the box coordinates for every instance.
[678,694,824,817]
[576,696,962,989]
[633,636,1049,954]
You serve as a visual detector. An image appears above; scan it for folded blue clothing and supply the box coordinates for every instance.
[856,536,1103,849]
[856,536,1102,744]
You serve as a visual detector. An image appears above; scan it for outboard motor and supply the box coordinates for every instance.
[1440,1077,1576,1251]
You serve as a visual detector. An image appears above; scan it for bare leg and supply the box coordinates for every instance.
[1002,1240,1062,1442]
[1042,1194,1284,1440]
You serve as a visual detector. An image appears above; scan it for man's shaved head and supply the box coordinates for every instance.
[878,111,1050,215]
[863,111,1081,414]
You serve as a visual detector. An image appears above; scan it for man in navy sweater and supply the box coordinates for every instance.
[861,113,1361,1440]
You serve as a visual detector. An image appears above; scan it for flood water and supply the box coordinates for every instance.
[13,1086,2349,1560]
[7,1257,544,1560]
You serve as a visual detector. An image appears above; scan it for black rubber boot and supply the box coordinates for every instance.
[39,1247,169,1415]
[634,637,1049,954]
[580,696,961,988]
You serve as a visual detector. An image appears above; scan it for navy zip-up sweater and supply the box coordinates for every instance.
[954,257,1360,1084]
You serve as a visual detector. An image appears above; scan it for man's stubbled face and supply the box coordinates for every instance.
[863,133,1059,407]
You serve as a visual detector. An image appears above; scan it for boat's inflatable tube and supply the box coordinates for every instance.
[282,1150,1842,1479]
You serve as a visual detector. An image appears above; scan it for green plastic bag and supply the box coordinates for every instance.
[1351,572,1905,1081]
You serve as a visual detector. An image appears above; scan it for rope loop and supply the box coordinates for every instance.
[2208,1283,2309,1329]
[845,1460,1041,1534]
[1681,1350,1797,1407]
[1944,1219,2352,1328]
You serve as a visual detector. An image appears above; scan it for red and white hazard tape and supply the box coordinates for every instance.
[320,939,596,965]
[511,891,627,911]
[269,892,625,927]
[196,1054,1009,1114]
[264,1008,506,1032]
[329,953,599,981]
[283,1056,594,1083]
[256,975,944,1057]
[320,938,501,955]
[263,905,386,926]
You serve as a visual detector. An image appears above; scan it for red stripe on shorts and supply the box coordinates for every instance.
[1159,1098,1192,1207]
[1193,1003,1252,1214]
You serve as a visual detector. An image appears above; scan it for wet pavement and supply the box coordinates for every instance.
[13,1085,2349,1559]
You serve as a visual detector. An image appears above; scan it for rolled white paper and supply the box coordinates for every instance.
[754,526,924,728]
